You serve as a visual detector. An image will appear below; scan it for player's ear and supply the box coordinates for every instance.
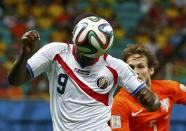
[149,67,154,76]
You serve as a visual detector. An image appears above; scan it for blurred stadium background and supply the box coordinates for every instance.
[0,0,186,131]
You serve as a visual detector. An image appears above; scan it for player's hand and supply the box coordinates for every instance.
[135,87,161,112]
[21,30,40,56]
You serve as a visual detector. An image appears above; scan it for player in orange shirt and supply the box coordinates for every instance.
[111,45,186,131]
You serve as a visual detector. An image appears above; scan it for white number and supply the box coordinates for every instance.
[150,120,157,131]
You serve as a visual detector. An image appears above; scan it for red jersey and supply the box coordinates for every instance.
[111,80,186,131]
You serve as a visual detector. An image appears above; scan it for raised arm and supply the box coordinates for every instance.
[135,87,160,112]
[8,30,40,85]
[112,58,161,112]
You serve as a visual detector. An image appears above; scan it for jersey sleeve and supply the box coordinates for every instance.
[111,93,131,131]
[113,58,146,95]
[168,81,186,104]
[106,56,146,95]
[27,42,68,78]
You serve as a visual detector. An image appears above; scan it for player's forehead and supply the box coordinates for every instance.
[126,54,148,65]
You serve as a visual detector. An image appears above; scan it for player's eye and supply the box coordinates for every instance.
[138,64,145,69]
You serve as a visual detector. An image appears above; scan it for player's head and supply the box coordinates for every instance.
[72,13,100,67]
[72,13,114,59]
[122,44,159,86]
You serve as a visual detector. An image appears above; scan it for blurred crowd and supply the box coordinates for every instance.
[0,0,186,99]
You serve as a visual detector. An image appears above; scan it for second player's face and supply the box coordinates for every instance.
[126,54,154,87]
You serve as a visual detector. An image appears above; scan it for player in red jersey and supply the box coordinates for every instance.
[111,44,186,131]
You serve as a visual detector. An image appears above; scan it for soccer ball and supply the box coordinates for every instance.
[72,16,114,58]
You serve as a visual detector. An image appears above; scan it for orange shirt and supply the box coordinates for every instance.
[111,80,186,131]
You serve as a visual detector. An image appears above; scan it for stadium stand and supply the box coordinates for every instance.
[0,0,186,130]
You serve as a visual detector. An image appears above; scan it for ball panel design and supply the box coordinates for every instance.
[72,16,114,58]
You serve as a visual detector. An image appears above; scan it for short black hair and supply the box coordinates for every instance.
[73,12,97,28]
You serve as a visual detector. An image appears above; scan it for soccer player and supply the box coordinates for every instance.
[8,14,160,131]
[111,44,186,131]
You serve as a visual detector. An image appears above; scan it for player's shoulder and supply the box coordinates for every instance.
[114,88,134,102]
[152,80,179,86]
[104,54,128,67]
[104,54,122,62]
[43,42,73,49]
[113,88,138,111]
[39,42,73,54]
[152,80,180,93]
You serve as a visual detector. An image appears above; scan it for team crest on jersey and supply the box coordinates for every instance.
[96,76,110,89]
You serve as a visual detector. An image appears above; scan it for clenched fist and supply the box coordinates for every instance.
[135,87,161,112]
[21,30,40,56]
